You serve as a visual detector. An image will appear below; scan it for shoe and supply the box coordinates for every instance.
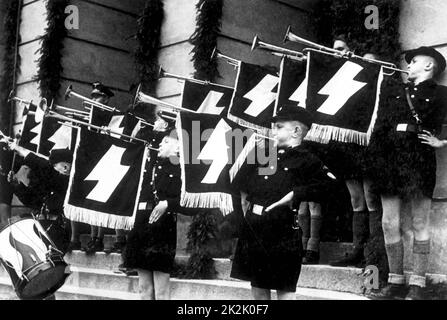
[329,248,365,267]
[82,237,104,254]
[368,283,407,300]
[405,285,425,300]
[104,241,126,254]
[302,250,320,264]
[66,241,82,252]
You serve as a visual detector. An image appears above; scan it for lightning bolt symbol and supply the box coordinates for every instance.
[196,90,225,115]
[243,74,279,117]
[29,123,42,147]
[107,115,125,139]
[84,145,130,203]
[289,77,308,107]
[317,61,367,115]
[29,108,45,148]
[48,125,72,151]
[197,119,232,184]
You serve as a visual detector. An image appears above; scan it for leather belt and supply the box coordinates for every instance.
[36,213,60,221]
[396,123,420,133]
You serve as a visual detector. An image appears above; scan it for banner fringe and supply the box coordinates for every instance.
[304,124,368,146]
[64,204,136,231]
[180,191,233,216]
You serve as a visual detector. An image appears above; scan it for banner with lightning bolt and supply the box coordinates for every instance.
[18,102,45,153]
[64,127,147,230]
[227,62,279,132]
[181,80,234,115]
[178,112,261,216]
[38,117,77,156]
[276,56,307,111]
[304,51,384,146]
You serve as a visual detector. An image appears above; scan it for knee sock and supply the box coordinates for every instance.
[409,240,430,287]
[385,240,404,284]
[307,215,322,252]
[298,214,310,250]
[353,210,369,250]
[368,210,383,238]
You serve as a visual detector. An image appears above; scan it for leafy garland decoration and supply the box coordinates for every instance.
[184,209,218,279]
[189,0,223,81]
[134,0,164,95]
[0,0,21,133]
[35,0,68,101]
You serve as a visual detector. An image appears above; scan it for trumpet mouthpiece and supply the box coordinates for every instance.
[283,25,292,44]
[64,85,73,101]
[251,35,259,52]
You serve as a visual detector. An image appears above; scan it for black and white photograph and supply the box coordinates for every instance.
[0,0,447,306]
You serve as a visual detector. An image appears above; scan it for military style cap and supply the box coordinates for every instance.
[91,81,115,98]
[49,148,73,165]
[405,46,446,75]
[272,102,313,129]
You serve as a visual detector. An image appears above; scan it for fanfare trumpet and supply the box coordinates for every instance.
[210,48,240,67]
[38,97,90,119]
[43,107,157,150]
[251,35,306,62]
[64,85,118,113]
[134,87,196,115]
[283,25,409,75]
[157,67,234,89]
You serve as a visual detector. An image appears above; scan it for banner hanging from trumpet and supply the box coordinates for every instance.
[17,101,44,153]
[303,51,384,146]
[181,80,234,115]
[276,56,307,111]
[39,116,77,156]
[227,62,279,132]
[64,127,147,230]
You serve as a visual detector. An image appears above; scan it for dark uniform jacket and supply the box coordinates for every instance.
[231,144,335,292]
[0,147,13,204]
[367,79,447,198]
[123,144,196,273]
[13,153,68,215]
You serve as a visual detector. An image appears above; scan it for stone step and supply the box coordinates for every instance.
[0,275,368,300]
[75,236,353,263]
[1,252,366,295]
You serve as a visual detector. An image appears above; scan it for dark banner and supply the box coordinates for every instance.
[227,62,279,131]
[305,51,383,145]
[276,57,307,110]
[65,127,147,230]
[181,80,234,115]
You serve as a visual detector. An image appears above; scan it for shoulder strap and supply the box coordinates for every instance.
[405,87,422,124]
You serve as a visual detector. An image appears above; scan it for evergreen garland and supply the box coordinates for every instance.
[185,209,218,279]
[189,0,223,81]
[134,0,164,94]
[35,0,68,101]
[0,0,21,133]
[316,0,401,63]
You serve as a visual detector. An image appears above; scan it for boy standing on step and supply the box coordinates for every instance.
[230,103,335,300]
[368,46,447,300]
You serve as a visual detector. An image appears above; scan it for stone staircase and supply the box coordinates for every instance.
[0,234,375,300]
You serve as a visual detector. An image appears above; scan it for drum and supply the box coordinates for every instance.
[0,215,70,300]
